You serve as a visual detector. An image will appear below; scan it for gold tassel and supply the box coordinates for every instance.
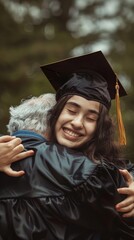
[115,77,126,145]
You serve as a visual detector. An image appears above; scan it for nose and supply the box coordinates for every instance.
[71,115,83,129]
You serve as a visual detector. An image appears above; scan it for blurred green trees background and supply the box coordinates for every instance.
[0,0,134,161]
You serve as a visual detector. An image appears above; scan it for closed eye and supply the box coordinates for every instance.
[86,114,98,121]
[86,117,97,122]
[67,109,77,114]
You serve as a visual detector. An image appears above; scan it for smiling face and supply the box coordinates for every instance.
[55,95,100,149]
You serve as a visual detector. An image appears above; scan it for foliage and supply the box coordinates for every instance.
[0,0,134,161]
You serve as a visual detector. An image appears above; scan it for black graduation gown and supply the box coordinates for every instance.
[0,130,134,240]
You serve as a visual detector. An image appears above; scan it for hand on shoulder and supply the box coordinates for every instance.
[0,135,34,176]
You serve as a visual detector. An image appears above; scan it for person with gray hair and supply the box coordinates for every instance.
[0,93,55,177]
[7,93,56,136]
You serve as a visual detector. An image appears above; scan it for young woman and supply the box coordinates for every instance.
[42,50,134,220]
[48,95,134,218]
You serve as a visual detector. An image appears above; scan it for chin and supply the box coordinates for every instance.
[62,141,83,149]
[58,139,74,148]
[61,142,74,148]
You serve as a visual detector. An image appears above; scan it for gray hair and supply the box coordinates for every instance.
[7,93,56,135]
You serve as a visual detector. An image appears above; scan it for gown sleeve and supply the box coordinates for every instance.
[56,162,134,239]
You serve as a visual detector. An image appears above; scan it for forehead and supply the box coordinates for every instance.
[66,95,100,112]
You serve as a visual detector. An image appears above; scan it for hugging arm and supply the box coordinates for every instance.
[59,164,134,239]
[0,135,34,177]
[116,168,134,217]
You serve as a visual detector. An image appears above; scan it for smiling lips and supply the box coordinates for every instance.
[63,127,83,139]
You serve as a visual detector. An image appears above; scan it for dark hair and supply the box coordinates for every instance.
[47,95,125,165]
[85,104,124,163]
[47,95,71,143]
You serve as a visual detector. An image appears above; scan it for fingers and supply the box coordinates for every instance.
[1,165,25,177]
[0,149,34,177]
[5,169,25,177]
[8,138,22,149]
[116,199,134,218]
[117,187,134,195]
[116,195,134,210]
[117,203,134,213]
[0,135,16,143]
[0,138,24,166]
[0,136,34,177]
[122,209,134,218]
[4,138,34,159]
[116,177,134,217]
[0,138,22,157]
[0,136,34,166]
[119,169,133,185]
[116,194,134,218]
[12,150,34,163]
[10,143,25,156]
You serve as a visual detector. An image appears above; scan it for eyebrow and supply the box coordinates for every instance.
[66,101,99,115]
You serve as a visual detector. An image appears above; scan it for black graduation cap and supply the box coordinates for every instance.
[41,50,127,145]
[41,50,127,109]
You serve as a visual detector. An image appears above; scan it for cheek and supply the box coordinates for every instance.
[86,122,97,137]
[56,112,71,127]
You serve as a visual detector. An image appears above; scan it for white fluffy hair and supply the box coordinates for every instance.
[7,93,56,135]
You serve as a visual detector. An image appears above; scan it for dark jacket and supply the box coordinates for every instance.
[0,130,134,240]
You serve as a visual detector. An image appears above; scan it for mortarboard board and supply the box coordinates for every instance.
[41,51,127,108]
[41,50,127,145]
